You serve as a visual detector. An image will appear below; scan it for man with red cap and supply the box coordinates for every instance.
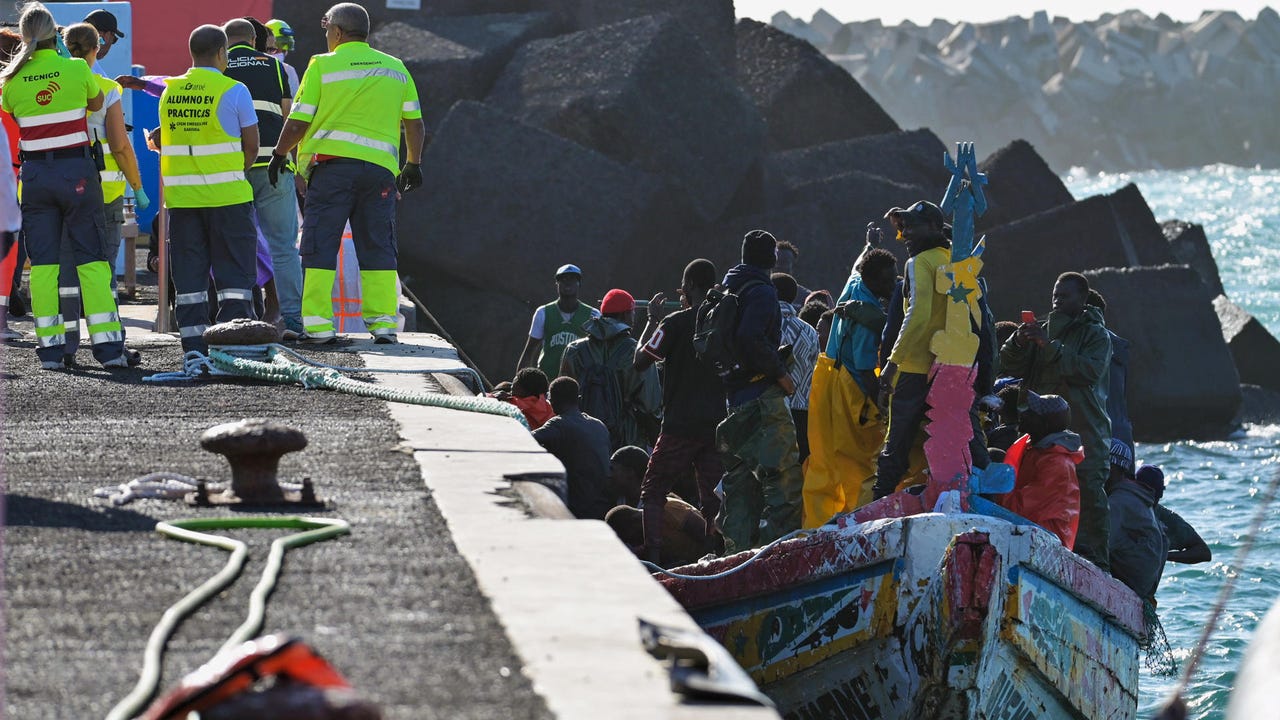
[561,287,662,451]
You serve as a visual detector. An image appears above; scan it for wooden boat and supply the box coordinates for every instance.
[658,145,1144,718]
[659,512,1144,719]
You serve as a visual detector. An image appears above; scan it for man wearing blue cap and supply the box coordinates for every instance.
[517,264,599,379]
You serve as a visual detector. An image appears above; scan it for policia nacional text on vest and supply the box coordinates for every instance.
[1,47,127,368]
[224,43,289,166]
[159,67,259,354]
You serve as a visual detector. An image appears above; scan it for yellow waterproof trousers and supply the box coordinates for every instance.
[802,355,885,527]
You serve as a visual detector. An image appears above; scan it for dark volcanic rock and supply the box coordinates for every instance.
[1234,384,1280,426]
[408,271,537,384]
[528,0,737,70]
[735,18,899,151]
[977,140,1075,230]
[1213,295,1280,393]
[1084,266,1241,440]
[1163,220,1226,297]
[399,101,688,354]
[487,15,765,222]
[767,128,949,195]
[980,184,1176,322]
[274,0,534,69]
[369,14,562,130]
[718,171,927,294]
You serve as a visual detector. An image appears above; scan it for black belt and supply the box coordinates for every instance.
[19,146,92,162]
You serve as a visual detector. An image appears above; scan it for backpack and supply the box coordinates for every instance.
[576,341,625,447]
[693,279,764,377]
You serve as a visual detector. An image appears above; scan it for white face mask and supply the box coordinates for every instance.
[268,50,287,62]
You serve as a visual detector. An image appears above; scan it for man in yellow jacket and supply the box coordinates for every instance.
[874,201,952,498]
[268,2,426,345]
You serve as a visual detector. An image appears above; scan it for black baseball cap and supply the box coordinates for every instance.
[884,200,945,229]
[84,9,125,38]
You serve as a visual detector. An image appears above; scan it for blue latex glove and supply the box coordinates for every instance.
[133,186,150,212]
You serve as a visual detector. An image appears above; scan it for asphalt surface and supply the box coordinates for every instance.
[1,339,551,720]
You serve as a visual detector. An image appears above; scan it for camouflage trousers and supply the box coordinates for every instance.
[716,385,804,554]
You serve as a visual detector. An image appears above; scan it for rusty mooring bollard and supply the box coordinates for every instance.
[200,419,308,504]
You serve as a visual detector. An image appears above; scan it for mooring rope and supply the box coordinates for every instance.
[141,344,527,428]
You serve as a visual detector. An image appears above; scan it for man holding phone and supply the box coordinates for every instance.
[1001,271,1113,570]
[632,259,727,562]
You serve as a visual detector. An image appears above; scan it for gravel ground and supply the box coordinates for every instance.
[1,339,551,720]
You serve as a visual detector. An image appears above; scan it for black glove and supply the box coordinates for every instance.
[267,152,289,188]
[396,162,422,194]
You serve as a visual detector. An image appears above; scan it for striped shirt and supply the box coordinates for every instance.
[780,302,820,411]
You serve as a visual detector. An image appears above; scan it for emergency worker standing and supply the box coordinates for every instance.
[0,2,127,369]
[268,2,425,344]
[222,18,302,334]
[58,22,147,364]
[156,25,260,355]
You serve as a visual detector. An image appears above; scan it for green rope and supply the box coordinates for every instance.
[207,348,529,429]
[106,516,350,720]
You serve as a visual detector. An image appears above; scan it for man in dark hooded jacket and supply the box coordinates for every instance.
[1108,464,1169,601]
[561,288,661,451]
[715,230,803,552]
[1002,271,1113,570]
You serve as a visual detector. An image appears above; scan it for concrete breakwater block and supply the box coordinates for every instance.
[407,271,534,385]
[487,15,765,222]
[718,170,927,294]
[370,14,562,131]
[1214,295,1280,393]
[1085,266,1241,440]
[767,128,949,195]
[1163,220,1225,297]
[977,139,1074,230]
[400,100,684,311]
[735,18,898,151]
[980,184,1174,322]
[529,0,737,71]
[1234,384,1280,425]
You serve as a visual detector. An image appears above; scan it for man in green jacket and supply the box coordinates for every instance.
[561,288,662,451]
[1001,271,1113,570]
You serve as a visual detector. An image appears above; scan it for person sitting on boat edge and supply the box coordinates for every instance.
[1108,464,1169,603]
[531,377,614,521]
[998,392,1083,549]
[604,445,712,569]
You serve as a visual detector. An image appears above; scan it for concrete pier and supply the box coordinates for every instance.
[1,302,778,720]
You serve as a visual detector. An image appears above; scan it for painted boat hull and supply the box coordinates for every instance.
[660,514,1144,720]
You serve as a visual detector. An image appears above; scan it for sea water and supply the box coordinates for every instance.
[1065,166,1280,719]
